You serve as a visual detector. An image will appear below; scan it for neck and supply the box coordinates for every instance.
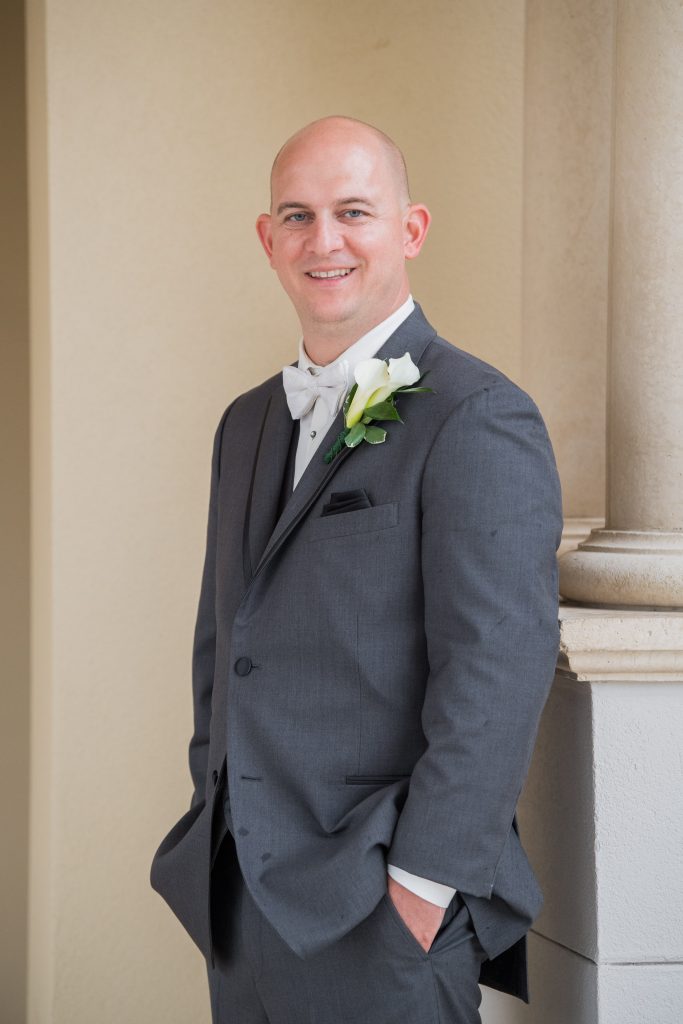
[302,333,362,366]
[301,290,410,366]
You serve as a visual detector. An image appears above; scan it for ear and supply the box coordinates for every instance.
[255,213,274,263]
[403,204,431,260]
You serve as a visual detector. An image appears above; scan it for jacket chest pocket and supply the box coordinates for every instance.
[305,501,399,542]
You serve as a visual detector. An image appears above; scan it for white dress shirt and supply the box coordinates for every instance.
[291,296,415,489]
[283,295,457,909]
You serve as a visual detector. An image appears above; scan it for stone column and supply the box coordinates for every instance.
[560,0,683,608]
[480,6,683,1024]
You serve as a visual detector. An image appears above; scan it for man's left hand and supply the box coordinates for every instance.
[386,874,446,952]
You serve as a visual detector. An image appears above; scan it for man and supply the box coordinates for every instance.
[151,116,562,1024]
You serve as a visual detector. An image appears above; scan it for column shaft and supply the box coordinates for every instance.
[609,0,683,531]
[560,0,683,608]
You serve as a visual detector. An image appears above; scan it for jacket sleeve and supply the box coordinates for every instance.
[187,403,234,809]
[387,381,563,898]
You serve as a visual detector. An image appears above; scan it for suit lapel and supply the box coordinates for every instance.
[249,303,437,583]
[244,386,295,581]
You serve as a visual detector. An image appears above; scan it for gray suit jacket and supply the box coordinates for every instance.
[151,304,562,1002]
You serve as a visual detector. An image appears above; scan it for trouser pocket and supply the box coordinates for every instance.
[383,891,480,960]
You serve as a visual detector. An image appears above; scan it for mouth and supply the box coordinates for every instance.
[305,268,356,280]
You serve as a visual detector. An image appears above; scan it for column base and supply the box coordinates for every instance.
[559,529,683,608]
[558,517,605,558]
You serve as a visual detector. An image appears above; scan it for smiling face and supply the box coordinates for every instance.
[256,118,430,360]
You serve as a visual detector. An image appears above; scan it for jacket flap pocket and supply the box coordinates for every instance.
[308,501,399,541]
[322,489,372,516]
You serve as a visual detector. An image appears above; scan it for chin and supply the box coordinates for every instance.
[306,302,358,326]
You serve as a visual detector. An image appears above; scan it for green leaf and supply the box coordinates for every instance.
[394,386,433,394]
[364,426,387,444]
[363,400,402,421]
[344,423,366,448]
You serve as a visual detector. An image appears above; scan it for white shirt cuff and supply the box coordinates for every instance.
[387,863,457,908]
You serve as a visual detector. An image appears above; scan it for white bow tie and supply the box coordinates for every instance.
[282,362,349,420]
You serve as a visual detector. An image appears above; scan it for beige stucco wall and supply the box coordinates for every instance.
[1,3,30,1022]
[20,1,608,1022]
[522,0,612,518]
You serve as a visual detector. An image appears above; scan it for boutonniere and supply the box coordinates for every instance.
[323,352,433,464]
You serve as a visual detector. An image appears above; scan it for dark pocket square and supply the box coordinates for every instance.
[321,489,373,517]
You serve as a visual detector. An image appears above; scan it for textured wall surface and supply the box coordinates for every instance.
[25,1,529,1021]
[522,0,613,518]
[20,0,628,1019]
[0,3,30,1023]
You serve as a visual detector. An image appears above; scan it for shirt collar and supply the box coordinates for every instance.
[297,295,415,382]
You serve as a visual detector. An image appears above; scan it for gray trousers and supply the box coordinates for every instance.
[207,828,487,1024]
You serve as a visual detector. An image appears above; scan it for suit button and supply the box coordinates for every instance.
[212,769,218,786]
[234,657,253,676]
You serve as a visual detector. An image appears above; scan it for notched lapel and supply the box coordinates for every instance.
[253,402,351,575]
[250,304,437,583]
[245,387,295,581]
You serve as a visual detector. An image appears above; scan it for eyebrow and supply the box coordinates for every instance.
[276,202,310,215]
[276,196,376,216]
[337,196,375,207]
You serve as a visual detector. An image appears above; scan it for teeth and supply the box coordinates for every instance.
[308,269,353,278]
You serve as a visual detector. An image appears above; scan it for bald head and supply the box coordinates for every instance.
[256,115,430,359]
[270,116,411,208]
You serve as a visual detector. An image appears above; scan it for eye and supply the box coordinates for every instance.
[284,212,310,223]
[342,209,365,219]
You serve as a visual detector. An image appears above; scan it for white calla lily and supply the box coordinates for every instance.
[345,353,421,427]
[324,350,432,465]
[346,358,390,427]
[354,358,390,392]
[387,352,420,388]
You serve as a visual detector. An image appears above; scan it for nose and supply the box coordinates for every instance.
[307,213,343,257]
